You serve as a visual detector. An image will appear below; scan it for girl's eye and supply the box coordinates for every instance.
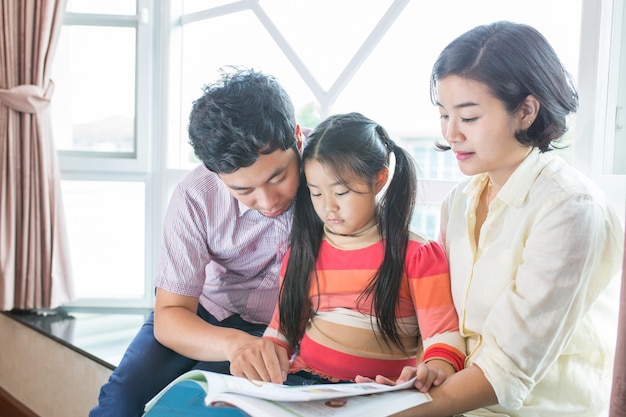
[310,192,321,197]
[461,117,478,122]
[336,190,349,196]
[439,114,449,120]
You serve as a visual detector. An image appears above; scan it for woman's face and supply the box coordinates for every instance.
[436,75,532,184]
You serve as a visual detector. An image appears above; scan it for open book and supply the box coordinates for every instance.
[143,370,431,417]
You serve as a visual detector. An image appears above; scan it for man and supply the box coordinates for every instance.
[90,67,303,417]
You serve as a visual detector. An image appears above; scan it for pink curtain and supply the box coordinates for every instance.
[610,217,626,417]
[0,0,73,310]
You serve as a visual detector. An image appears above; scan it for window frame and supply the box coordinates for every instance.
[574,0,626,221]
[57,0,157,308]
[56,4,152,174]
[57,0,624,309]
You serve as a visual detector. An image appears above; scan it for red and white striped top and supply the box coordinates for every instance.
[264,235,465,381]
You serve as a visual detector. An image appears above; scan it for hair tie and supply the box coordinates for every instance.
[375,125,394,152]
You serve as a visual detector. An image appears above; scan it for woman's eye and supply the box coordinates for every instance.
[461,117,478,122]
[439,114,449,120]
[336,190,349,196]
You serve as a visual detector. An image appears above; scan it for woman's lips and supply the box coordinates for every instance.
[455,151,474,161]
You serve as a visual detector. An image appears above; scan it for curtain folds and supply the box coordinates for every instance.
[0,0,73,310]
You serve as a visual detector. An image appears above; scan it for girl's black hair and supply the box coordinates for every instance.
[430,21,579,152]
[279,112,418,352]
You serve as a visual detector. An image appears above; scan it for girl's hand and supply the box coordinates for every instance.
[356,360,453,392]
[413,362,449,392]
[355,365,417,386]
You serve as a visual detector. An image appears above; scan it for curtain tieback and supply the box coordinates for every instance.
[0,81,55,114]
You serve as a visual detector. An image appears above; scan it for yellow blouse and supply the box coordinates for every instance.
[440,150,623,417]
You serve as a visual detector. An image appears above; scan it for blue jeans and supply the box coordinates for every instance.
[285,370,352,386]
[89,305,266,417]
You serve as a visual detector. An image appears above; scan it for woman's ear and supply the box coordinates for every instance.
[518,95,540,128]
[374,167,389,193]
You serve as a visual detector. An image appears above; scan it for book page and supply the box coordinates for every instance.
[145,369,428,414]
[205,373,419,403]
[210,389,431,417]
[145,370,237,410]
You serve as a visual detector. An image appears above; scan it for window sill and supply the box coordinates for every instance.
[4,307,150,370]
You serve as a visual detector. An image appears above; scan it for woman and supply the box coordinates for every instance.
[360,21,623,417]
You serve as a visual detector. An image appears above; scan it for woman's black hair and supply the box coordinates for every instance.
[430,21,579,152]
[278,112,418,352]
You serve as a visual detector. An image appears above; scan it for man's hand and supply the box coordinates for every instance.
[228,337,289,384]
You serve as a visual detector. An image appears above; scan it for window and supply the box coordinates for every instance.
[53,25,136,154]
[573,0,626,222]
[53,0,623,308]
[61,181,145,300]
[53,0,155,307]
[169,0,583,239]
[609,1,626,176]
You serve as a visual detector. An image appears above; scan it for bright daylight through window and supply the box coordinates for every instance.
[52,0,593,307]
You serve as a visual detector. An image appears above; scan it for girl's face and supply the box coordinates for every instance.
[304,159,380,236]
[436,75,533,184]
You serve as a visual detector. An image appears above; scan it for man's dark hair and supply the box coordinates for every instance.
[188,67,297,173]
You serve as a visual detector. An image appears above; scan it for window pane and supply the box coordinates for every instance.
[260,0,395,91]
[176,0,581,176]
[66,0,136,15]
[52,26,136,154]
[411,202,441,241]
[175,10,317,168]
[62,181,145,299]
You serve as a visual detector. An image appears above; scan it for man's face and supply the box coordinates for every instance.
[219,147,300,217]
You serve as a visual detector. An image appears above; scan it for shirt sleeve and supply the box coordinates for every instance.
[474,192,623,409]
[406,240,466,371]
[154,182,212,296]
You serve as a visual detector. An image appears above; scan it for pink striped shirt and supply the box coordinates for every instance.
[264,236,466,381]
[154,165,293,324]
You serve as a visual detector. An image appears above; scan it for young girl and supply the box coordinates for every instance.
[231,112,465,391]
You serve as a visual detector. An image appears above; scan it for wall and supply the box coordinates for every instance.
[0,314,112,417]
